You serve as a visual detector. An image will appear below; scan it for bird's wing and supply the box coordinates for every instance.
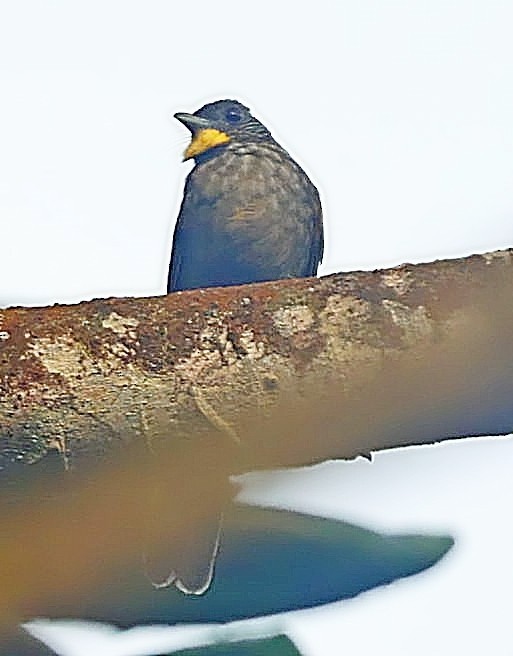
[306,189,324,275]
[167,173,217,292]
[167,174,197,293]
[167,212,186,293]
[314,207,324,268]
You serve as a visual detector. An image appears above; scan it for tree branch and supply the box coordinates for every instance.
[1,248,512,473]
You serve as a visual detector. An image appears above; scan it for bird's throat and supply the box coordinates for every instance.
[184,129,230,160]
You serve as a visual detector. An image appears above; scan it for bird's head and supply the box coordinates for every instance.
[175,99,272,161]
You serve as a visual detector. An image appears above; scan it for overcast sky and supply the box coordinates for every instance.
[1,1,512,654]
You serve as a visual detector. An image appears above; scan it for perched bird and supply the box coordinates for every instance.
[168,99,323,292]
[154,100,323,595]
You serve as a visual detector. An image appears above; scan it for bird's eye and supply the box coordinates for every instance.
[225,108,242,123]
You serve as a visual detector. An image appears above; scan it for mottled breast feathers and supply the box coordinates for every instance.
[168,99,323,293]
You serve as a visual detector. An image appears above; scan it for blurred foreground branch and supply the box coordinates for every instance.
[0,248,512,624]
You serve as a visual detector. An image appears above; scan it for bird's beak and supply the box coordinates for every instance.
[174,113,210,133]
[175,113,230,161]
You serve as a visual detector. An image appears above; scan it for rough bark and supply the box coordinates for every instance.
[1,248,512,473]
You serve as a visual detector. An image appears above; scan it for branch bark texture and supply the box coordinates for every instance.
[1,248,512,473]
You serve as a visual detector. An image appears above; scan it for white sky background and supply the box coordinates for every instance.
[1,1,512,654]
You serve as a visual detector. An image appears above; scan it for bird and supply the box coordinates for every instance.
[167,99,323,292]
[154,99,324,595]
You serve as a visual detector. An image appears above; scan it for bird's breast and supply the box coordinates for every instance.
[193,143,316,213]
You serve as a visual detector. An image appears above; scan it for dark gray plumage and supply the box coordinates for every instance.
[156,99,324,595]
[168,99,323,292]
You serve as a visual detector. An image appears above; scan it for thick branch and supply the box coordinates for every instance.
[1,248,512,473]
